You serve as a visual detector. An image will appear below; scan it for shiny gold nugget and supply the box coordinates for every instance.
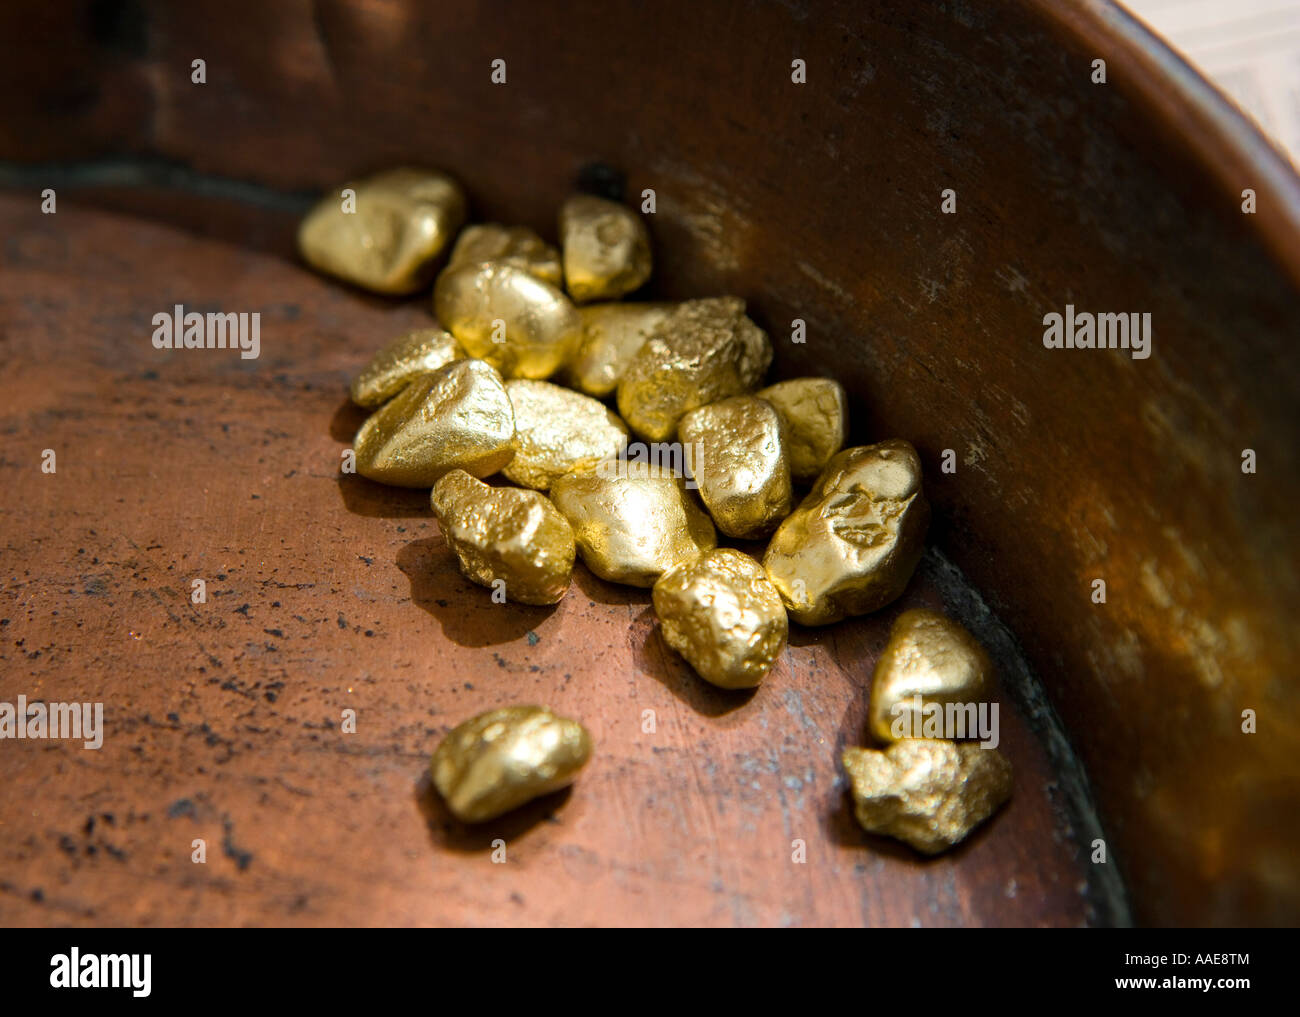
[432,706,592,823]
[841,739,1012,854]
[431,470,575,605]
[617,297,772,441]
[652,548,787,690]
[756,378,848,482]
[350,327,463,408]
[563,302,672,397]
[434,261,581,380]
[298,167,467,295]
[447,223,563,286]
[763,440,929,625]
[503,380,630,491]
[559,194,652,303]
[868,609,992,744]
[679,395,792,539]
[549,467,716,587]
[354,358,514,487]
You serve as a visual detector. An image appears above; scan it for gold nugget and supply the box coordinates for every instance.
[756,378,848,482]
[502,380,630,490]
[868,609,992,744]
[679,395,792,539]
[841,739,1012,854]
[617,297,772,441]
[431,706,593,823]
[558,194,652,303]
[430,470,575,605]
[349,327,463,408]
[447,223,563,287]
[434,261,581,380]
[549,467,716,587]
[298,167,467,295]
[652,549,787,689]
[354,358,514,487]
[763,440,929,625]
[563,302,672,397]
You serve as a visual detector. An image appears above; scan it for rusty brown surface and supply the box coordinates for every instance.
[1,0,1298,926]
[0,197,1108,927]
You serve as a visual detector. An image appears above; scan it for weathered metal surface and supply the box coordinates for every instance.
[0,198,1113,926]
[1,0,1297,925]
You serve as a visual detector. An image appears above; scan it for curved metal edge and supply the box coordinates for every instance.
[1033,0,1300,289]
[920,548,1135,928]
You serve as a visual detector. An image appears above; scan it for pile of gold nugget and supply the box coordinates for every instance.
[299,167,1013,852]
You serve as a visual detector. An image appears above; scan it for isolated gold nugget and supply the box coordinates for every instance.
[349,328,463,408]
[432,706,592,823]
[298,167,467,295]
[756,378,848,482]
[503,380,630,490]
[559,194,652,303]
[563,302,672,397]
[841,739,1012,854]
[617,297,772,441]
[434,261,581,380]
[868,609,992,744]
[430,470,575,605]
[354,359,514,487]
[447,223,563,286]
[763,440,929,625]
[652,549,787,690]
[679,395,792,539]
[549,467,716,587]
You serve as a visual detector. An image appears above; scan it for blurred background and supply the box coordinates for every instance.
[1126,0,1300,162]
